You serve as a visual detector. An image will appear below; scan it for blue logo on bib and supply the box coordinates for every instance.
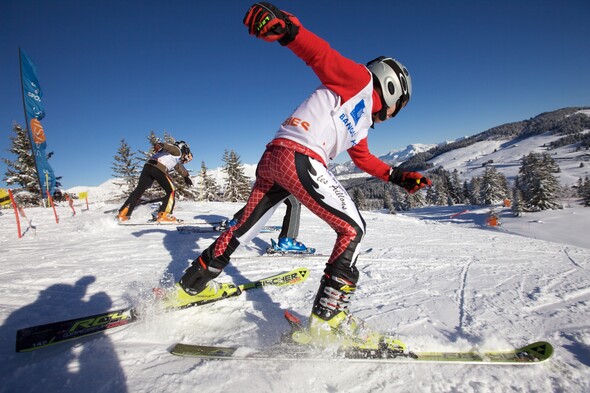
[350,100,366,125]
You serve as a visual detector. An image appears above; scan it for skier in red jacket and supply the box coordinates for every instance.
[164,3,431,350]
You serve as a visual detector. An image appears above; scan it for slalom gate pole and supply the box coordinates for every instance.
[8,190,22,238]
[47,190,59,223]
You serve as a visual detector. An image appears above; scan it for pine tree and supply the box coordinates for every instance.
[479,166,508,205]
[429,176,449,206]
[111,138,140,199]
[468,177,482,205]
[2,123,59,206]
[511,176,524,217]
[518,152,562,211]
[462,180,470,204]
[449,169,466,204]
[351,187,368,210]
[580,176,590,207]
[382,187,394,213]
[222,149,251,202]
[425,184,436,206]
[405,188,426,209]
[389,182,408,210]
[198,161,220,201]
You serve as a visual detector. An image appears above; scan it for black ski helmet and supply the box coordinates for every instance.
[175,140,191,156]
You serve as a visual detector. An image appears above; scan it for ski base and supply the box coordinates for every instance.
[15,268,310,352]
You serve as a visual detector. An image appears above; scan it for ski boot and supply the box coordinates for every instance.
[215,218,237,231]
[116,207,130,222]
[159,257,240,309]
[269,238,315,254]
[277,237,308,251]
[156,212,183,224]
[291,275,406,355]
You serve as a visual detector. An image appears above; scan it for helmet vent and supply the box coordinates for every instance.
[400,75,408,94]
[387,82,395,95]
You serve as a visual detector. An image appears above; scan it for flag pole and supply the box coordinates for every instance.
[18,47,46,203]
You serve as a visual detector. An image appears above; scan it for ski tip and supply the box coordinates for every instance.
[292,267,310,283]
[519,341,554,362]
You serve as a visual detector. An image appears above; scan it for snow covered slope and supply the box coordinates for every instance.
[1,201,589,392]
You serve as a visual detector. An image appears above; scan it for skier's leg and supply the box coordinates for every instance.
[179,148,289,293]
[286,151,365,284]
[273,151,397,346]
[154,171,175,214]
[119,165,155,217]
[279,195,301,239]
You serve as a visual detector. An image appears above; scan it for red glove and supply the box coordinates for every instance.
[243,2,300,45]
[389,168,432,194]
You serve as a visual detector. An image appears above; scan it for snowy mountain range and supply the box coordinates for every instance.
[328,143,439,176]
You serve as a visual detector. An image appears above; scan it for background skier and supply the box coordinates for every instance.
[117,140,193,223]
[221,195,311,253]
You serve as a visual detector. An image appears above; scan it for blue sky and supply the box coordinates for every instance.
[1,0,589,189]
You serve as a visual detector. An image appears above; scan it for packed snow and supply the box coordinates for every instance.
[1,197,589,393]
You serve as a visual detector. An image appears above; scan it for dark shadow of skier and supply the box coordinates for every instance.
[0,276,128,393]
[131,227,219,285]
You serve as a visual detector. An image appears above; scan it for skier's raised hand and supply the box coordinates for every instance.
[243,2,300,45]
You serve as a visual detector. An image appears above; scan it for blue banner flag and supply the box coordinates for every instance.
[20,50,46,121]
[19,49,55,198]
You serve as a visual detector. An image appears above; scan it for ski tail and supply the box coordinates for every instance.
[15,267,310,353]
[16,307,138,352]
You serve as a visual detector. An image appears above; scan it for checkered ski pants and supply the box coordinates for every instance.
[203,145,365,284]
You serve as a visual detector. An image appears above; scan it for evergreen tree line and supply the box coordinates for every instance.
[576,176,590,207]
[111,132,252,203]
[4,121,588,210]
[349,152,588,214]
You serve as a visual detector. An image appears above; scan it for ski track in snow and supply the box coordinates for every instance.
[562,246,583,269]
[1,201,590,393]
